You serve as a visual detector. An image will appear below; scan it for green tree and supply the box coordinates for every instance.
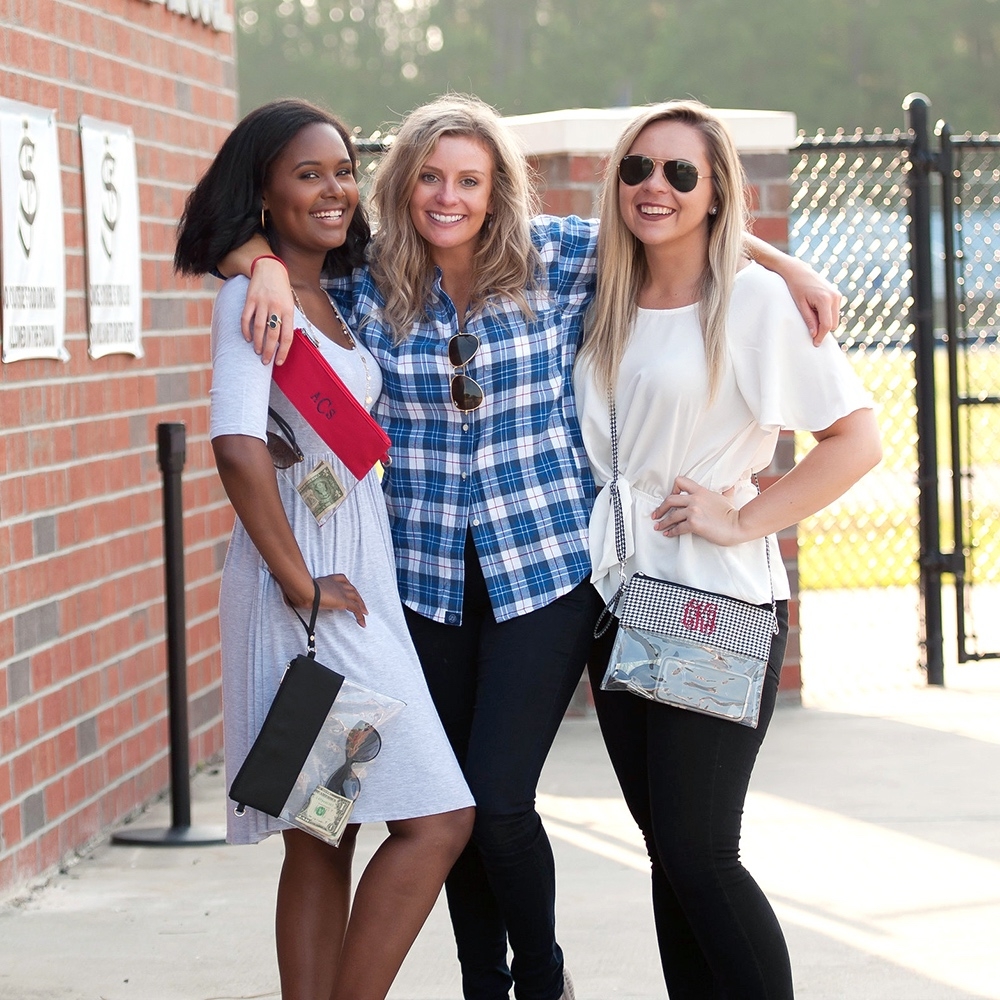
[234,0,1000,135]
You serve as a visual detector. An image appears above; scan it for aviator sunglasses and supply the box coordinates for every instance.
[618,155,712,193]
[449,332,485,412]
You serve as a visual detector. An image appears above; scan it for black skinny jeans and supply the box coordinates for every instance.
[589,600,793,1000]
[404,534,602,1000]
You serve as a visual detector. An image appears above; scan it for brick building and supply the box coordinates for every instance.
[0,1,802,899]
[0,0,238,897]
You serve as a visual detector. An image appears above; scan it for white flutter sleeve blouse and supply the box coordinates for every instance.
[574,263,874,607]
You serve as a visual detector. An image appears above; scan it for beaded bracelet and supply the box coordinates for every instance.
[250,254,287,277]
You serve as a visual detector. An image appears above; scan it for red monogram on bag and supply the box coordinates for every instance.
[681,598,718,636]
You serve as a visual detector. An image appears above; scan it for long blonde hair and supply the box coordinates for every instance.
[367,94,540,342]
[581,100,749,399]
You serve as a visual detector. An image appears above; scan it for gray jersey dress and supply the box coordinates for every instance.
[210,276,473,844]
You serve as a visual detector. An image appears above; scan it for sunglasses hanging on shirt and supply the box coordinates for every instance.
[449,332,485,412]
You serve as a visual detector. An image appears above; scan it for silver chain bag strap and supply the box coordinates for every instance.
[595,397,778,728]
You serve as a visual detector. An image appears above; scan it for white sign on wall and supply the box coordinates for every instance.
[80,118,144,359]
[0,98,68,363]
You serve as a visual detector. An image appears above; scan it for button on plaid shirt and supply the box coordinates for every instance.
[336,215,599,625]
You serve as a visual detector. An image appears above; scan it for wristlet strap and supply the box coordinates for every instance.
[292,580,321,657]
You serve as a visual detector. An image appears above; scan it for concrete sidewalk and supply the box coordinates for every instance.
[2,589,1000,999]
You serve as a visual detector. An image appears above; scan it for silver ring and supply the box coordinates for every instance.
[267,314,280,330]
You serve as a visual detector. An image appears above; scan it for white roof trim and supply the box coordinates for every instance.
[502,106,797,156]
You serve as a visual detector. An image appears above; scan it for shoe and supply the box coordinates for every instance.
[559,968,576,1000]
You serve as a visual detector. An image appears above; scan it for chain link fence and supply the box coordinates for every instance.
[789,130,1000,599]
[789,134,920,588]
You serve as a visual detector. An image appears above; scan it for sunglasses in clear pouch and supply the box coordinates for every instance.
[280,680,403,846]
[229,583,405,846]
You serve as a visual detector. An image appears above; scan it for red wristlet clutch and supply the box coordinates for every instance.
[271,326,391,480]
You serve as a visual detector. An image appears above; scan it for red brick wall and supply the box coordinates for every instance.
[0,0,237,896]
[532,150,802,701]
[742,153,801,696]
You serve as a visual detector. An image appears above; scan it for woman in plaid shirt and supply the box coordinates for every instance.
[221,94,839,1000]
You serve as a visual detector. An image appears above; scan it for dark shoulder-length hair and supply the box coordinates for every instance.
[173,98,371,277]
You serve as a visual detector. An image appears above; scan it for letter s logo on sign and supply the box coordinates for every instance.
[17,126,37,259]
[100,140,119,261]
[310,391,336,420]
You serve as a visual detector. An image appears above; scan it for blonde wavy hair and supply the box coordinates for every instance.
[580,100,750,399]
[367,94,540,342]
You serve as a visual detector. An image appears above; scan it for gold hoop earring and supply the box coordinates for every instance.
[261,206,267,230]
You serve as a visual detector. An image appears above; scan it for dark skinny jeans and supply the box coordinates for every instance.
[589,600,793,1000]
[404,534,601,1000]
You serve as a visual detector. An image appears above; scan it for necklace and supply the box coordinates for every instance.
[291,286,373,406]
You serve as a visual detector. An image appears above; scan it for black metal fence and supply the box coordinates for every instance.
[789,94,1000,683]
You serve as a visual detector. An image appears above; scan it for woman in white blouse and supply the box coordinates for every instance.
[574,100,881,999]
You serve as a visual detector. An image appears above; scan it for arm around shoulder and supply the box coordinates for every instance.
[216,236,295,365]
[745,234,841,344]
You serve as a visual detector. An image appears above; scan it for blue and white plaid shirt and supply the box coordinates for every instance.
[333,215,599,625]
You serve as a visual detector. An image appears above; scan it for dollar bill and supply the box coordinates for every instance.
[295,786,355,845]
[297,460,346,524]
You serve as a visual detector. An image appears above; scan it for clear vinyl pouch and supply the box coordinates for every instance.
[229,582,405,847]
[603,623,767,727]
[597,573,777,729]
[279,675,405,846]
[266,407,375,527]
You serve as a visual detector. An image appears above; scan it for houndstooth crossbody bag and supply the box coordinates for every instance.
[595,398,778,728]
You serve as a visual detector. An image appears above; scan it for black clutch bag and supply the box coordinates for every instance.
[229,661,345,818]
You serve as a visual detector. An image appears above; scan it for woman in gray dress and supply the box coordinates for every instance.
[174,99,475,1000]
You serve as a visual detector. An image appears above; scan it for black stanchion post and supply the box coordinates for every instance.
[113,423,225,846]
[161,422,192,827]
